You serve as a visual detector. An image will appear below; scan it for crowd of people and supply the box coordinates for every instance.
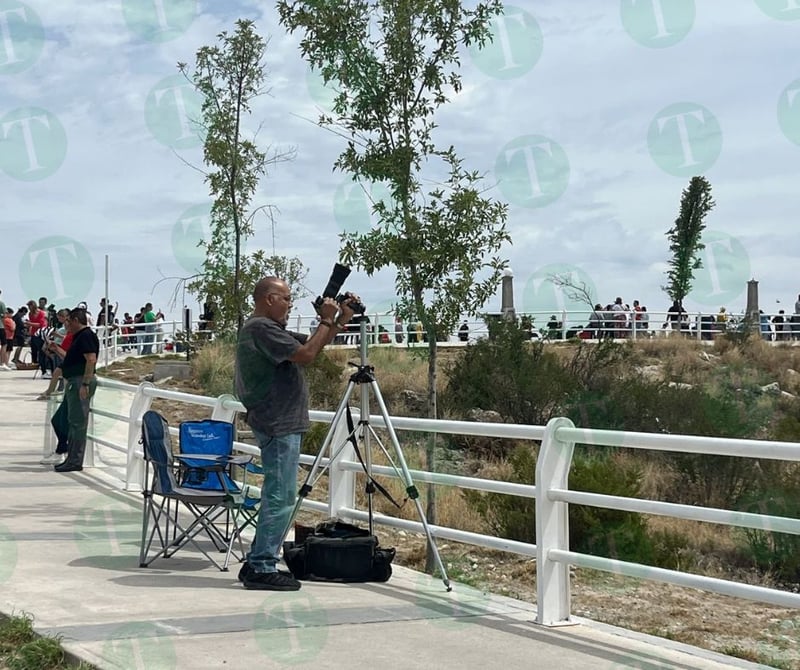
[542,293,800,342]
[0,291,170,375]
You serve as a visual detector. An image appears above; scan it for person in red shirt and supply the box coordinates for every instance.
[24,300,48,373]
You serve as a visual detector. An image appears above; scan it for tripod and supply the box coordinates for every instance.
[280,318,451,590]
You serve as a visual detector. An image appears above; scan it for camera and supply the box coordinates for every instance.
[313,263,366,315]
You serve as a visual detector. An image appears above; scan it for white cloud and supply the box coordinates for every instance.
[2,0,798,328]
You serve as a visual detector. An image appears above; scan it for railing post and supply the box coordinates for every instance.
[125,382,155,492]
[328,410,357,520]
[211,394,238,422]
[536,416,576,626]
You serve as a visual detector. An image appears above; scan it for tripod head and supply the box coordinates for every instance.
[348,318,375,383]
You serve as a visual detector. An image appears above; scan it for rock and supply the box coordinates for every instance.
[399,389,426,413]
[467,408,504,423]
[760,382,781,395]
[637,365,663,382]
[667,381,693,390]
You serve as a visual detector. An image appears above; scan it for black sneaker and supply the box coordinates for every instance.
[243,571,301,591]
[54,462,83,473]
[238,562,293,583]
[237,562,254,583]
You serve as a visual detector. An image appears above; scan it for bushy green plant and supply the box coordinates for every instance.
[462,444,535,542]
[647,528,695,572]
[0,613,92,670]
[7,637,65,670]
[738,466,800,583]
[568,453,654,565]
[568,379,758,508]
[464,446,670,566]
[444,319,580,431]
[0,613,35,654]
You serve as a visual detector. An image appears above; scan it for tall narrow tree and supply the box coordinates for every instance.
[663,176,715,309]
[180,19,294,333]
[278,0,510,568]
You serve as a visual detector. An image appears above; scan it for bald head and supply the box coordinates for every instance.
[253,277,284,303]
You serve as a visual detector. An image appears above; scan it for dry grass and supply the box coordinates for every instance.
[192,340,236,398]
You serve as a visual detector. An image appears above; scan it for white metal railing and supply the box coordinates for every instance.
[52,378,800,627]
[85,310,800,361]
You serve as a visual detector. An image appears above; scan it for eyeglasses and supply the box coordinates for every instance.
[268,293,292,303]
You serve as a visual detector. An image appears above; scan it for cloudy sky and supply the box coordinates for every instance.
[2,0,799,329]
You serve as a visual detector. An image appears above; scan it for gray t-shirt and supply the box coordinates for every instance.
[234,316,309,436]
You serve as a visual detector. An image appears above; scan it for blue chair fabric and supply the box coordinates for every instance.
[139,411,254,571]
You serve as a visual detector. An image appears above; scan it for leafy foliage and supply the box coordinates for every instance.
[444,318,581,429]
[739,465,800,582]
[663,175,715,306]
[278,1,510,565]
[464,446,663,566]
[180,20,296,333]
[568,453,654,565]
[277,0,509,395]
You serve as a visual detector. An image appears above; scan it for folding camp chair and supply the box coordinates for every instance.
[139,411,254,571]
[178,419,261,567]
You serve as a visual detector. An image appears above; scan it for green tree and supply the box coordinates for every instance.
[196,251,310,335]
[277,1,510,564]
[179,19,295,334]
[663,176,715,309]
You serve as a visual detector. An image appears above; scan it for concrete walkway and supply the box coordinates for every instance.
[0,368,772,670]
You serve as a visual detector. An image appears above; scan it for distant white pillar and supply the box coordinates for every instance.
[501,269,516,321]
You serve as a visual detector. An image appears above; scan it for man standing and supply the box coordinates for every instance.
[234,277,356,591]
[54,308,99,473]
[142,303,156,354]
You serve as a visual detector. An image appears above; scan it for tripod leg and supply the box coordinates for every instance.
[368,380,451,591]
[277,381,357,549]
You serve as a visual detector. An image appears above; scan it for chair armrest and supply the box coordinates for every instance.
[176,454,253,465]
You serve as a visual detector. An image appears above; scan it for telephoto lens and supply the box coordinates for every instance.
[313,263,352,312]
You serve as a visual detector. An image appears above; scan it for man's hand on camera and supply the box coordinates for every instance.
[318,297,338,323]
[337,293,360,325]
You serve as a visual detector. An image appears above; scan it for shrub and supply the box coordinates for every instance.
[443,320,581,451]
[738,465,800,583]
[568,452,654,565]
[462,444,536,542]
[463,446,664,566]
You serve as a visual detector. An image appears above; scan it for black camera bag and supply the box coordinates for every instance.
[283,519,395,582]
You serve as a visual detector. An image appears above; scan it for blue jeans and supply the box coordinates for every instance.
[246,431,301,573]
